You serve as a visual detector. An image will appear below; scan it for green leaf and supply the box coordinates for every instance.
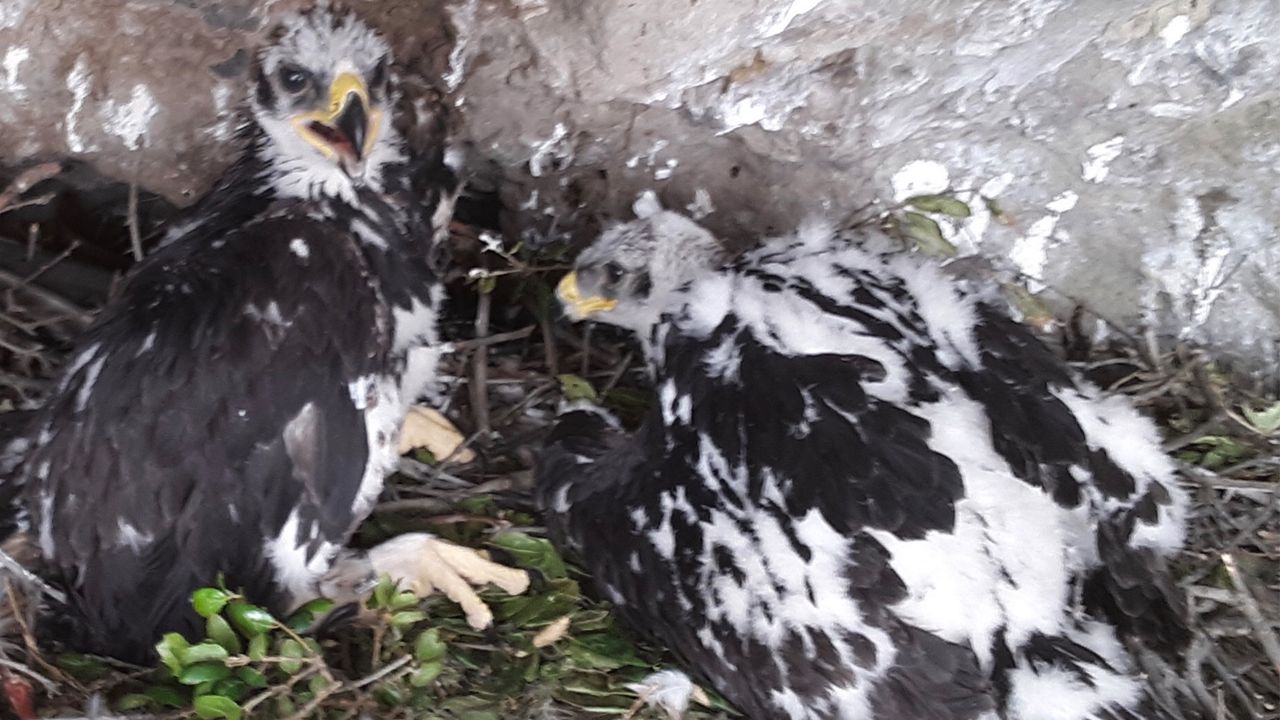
[1002,283,1056,331]
[54,652,110,681]
[179,662,232,686]
[490,531,568,580]
[285,597,334,631]
[372,575,397,609]
[390,610,429,629]
[982,195,1004,217]
[179,641,230,666]
[414,628,447,663]
[906,194,972,218]
[246,633,267,662]
[115,693,154,711]
[412,447,438,465]
[278,638,305,674]
[156,633,190,676]
[192,588,230,619]
[478,276,497,294]
[409,660,444,687]
[206,615,241,654]
[193,694,243,720]
[211,678,249,703]
[1243,401,1280,434]
[565,631,648,671]
[308,674,330,696]
[237,666,269,689]
[390,590,420,611]
[226,601,277,637]
[557,374,599,403]
[144,684,188,708]
[896,212,958,258]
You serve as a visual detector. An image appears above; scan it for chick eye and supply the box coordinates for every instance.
[603,262,625,284]
[277,65,310,94]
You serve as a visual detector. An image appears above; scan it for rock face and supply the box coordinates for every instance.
[1,0,1276,380]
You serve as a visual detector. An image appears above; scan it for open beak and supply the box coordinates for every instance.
[556,272,618,320]
[293,72,382,176]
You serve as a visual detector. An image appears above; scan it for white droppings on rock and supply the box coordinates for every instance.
[1011,191,1078,292]
[1046,190,1079,214]
[104,83,159,151]
[1159,15,1191,48]
[891,160,950,201]
[1,47,29,98]
[64,55,94,153]
[528,122,571,177]
[204,84,236,141]
[626,139,668,170]
[654,158,678,180]
[442,0,480,92]
[1082,135,1124,183]
[0,0,31,29]
[290,238,310,260]
[686,188,715,220]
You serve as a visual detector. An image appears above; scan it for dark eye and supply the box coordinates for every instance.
[277,65,310,94]
[603,262,625,284]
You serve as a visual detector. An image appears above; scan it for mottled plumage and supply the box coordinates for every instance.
[539,197,1189,719]
[6,6,463,662]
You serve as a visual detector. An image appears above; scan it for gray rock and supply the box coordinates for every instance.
[0,0,1275,380]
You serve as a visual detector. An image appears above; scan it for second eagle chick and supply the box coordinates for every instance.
[538,193,1189,720]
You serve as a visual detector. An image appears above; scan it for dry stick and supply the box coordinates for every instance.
[239,664,323,715]
[18,239,80,288]
[580,323,592,378]
[539,311,560,377]
[283,656,415,720]
[0,267,91,326]
[1221,553,1280,684]
[0,163,60,215]
[126,183,143,263]
[449,325,534,352]
[1163,410,1226,452]
[3,579,77,693]
[470,291,492,437]
[599,352,633,397]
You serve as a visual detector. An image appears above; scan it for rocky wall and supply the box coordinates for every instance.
[0,0,1276,379]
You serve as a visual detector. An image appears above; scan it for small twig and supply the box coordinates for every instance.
[1182,463,1280,492]
[1163,410,1225,452]
[599,352,633,397]
[3,579,78,692]
[0,657,57,694]
[283,658,414,720]
[1220,553,1280,683]
[240,664,321,715]
[470,291,492,437]
[448,325,534,352]
[126,183,143,263]
[0,163,60,215]
[374,497,453,515]
[540,311,560,377]
[580,324,592,377]
[0,267,91,326]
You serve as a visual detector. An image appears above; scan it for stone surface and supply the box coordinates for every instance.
[0,0,1276,380]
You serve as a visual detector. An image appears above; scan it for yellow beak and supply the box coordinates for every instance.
[291,72,382,167]
[556,272,618,319]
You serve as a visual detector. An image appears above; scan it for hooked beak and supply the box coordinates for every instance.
[556,272,618,320]
[293,72,382,177]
